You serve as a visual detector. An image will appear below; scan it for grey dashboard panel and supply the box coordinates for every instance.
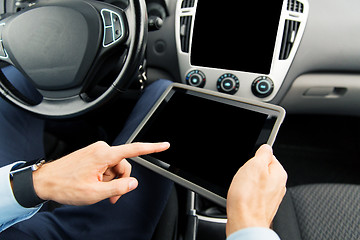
[280,74,360,116]
[275,0,360,114]
[146,0,181,83]
[175,0,309,102]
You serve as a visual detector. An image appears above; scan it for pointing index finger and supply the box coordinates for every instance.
[108,142,170,165]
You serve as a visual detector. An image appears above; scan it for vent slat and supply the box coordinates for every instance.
[181,0,195,8]
[279,20,290,60]
[287,0,304,13]
[279,20,301,60]
[180,16,192,53]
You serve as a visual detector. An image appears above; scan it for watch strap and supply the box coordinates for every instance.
[12,167,45,208]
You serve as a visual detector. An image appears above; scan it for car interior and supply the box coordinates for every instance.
[0,0,360,239]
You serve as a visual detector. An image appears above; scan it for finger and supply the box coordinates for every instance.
[107,163,133,203]
[108,142,170,166]
[97,177,139,201]
[111,159,132,178]
[103,168,118,182]
[102,159,132,182]
[109,195,121,204]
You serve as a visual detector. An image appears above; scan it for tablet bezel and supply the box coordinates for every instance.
[126,83,285,207]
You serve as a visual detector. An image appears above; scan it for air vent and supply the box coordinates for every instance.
[287,0,304,13]
[181,0,195,8]
[180,16,192,53]
[279,20,301,60]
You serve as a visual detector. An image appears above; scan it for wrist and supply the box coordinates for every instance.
[226,216,269,237]
[32,163,51,201]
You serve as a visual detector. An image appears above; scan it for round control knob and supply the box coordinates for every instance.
[186,70,206,88]
[217,74,239,95]
[252,76,274,98]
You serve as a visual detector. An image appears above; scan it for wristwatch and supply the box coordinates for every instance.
[10,159,46,208]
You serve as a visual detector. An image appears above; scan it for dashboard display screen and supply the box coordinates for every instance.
[190,0,283,74]
[132,87,281,199]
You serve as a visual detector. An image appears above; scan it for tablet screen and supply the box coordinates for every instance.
[132,87,282,200]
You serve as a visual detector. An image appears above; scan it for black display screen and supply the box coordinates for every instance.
[133,89,277,198]
[190,0,283,74]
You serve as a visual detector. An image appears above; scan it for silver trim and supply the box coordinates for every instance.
[0,23,8,60]
[175,0,309,102]
[197,214,227,224]
[188,192,227,224]
[0,39,8,60]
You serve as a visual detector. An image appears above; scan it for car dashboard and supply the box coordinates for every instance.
[176,0,308,102]
[146,0,360,116]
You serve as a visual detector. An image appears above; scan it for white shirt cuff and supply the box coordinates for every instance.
[0,162,42,232]
[227,227,281,240]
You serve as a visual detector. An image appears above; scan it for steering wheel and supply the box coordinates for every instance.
[0,0,147,118]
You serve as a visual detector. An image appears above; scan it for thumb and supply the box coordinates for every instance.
[99,177,139,201]
[254,144,274,164]
[255,144,273,156]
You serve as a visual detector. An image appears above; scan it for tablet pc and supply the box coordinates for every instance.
[127,83,285,207]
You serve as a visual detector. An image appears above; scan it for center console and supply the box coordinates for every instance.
[175,0,309,102]
[174,0,309,239]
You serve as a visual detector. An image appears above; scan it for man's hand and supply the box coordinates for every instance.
[226,144,287,237]
[32,141,170,206]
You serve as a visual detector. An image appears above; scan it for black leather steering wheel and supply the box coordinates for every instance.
[0,0,147,118]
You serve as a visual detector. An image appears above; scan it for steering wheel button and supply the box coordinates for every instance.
[104,28,114,45]
[102,11,112,26]
[112,13,119,23]
[113,14,122,40]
